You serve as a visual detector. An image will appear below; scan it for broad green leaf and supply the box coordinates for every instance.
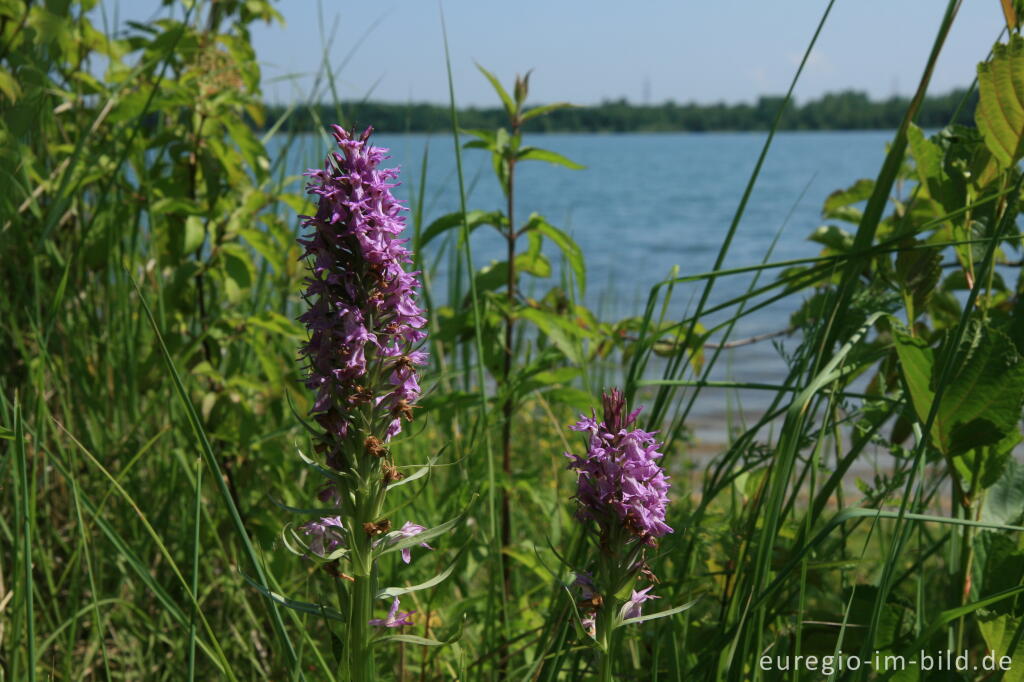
[976,35,1024,169]
[808,225,853,252]
[476,63,515,118]
[977,611,1024,682]
[516,249,553,279]
[822,178,874,222]
[894,325,1024,462]
[973,530,1024,598]
[907,123,963,212]
[516,147,584,170]
[982,459,1024,526]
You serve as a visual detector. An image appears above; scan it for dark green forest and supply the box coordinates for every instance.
[265,88,978,133]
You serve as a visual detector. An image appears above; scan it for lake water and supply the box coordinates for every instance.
[273,131,895,443]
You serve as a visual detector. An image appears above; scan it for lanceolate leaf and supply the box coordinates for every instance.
[521,101,574,122]
[476,63,515,119]
[516,147,585,170]
[241,574,345,622]
[376,515,462,559]
[373,634,447,647]
[420,210,505,248]
[618,599,698,627]
[523,214,587,296]
[376,557,457,599]
[976,35,1024,169]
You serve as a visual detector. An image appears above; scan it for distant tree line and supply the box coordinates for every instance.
[262,89,978,134]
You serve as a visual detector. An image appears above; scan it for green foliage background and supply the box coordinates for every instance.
[3,1,1024,680]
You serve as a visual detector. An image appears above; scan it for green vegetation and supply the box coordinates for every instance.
[3,0,1024,680]
[267,88,978,134]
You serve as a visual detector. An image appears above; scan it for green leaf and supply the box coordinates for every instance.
[0,67,22,102]
[517,307,586,364]
[523,214,586,296]
[386,454,440,491]
[907,124,963,212]
[219,243,256,304]
[977,611,1024,682]
[822,178,874,222]
[976,35,1024,169]
[224,117,269,180]
[516,245,553,278]
[516,147,584,170]
[241,574,345,622]
[894,325,1024,464]
[541,386,594,411]
[894,240,941,319]
[521,102,574,123]
[184,216,205,254]
[618,599,698,627]
[982,459,1024,526]
[373,634,447,647]
[0,425,13,440]
[808,225,854,252]
[238,227,284,272]
[376,558,456,599]
[247,311,304,339]
[476,63,515,118]
[376,515,461,560]
[420,210,505,248]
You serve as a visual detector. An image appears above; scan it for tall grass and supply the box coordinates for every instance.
[3,0,1024,680]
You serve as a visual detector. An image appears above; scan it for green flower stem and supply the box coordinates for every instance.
[595,604,619,682]
[346,529,376,682]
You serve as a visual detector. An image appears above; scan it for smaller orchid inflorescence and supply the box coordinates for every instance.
[564,389,675,652]
[285,126,445,680]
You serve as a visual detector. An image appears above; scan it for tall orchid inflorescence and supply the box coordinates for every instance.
[291,125,435,680]
[299,125,427,450]
[564,389,677,676]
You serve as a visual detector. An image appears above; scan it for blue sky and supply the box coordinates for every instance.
[104,1,1007,106]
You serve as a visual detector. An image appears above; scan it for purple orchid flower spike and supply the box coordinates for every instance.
[565,389,673,544]
[369,597,415,628]
[298,124,429,460]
